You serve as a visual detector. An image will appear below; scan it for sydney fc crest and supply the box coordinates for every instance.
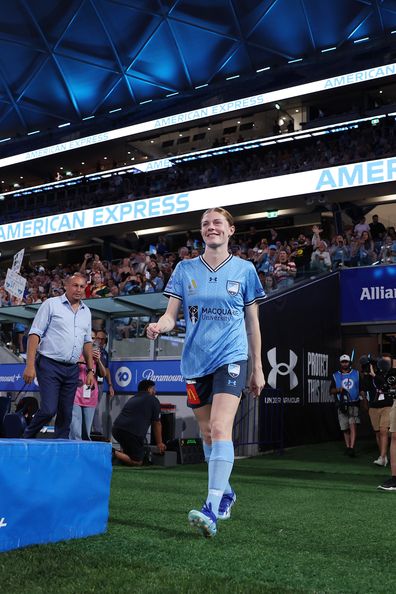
[227,281,240,296]
[228,363,241,378]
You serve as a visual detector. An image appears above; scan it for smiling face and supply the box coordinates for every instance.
[200,208,235,250]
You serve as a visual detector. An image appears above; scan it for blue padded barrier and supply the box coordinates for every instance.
[0,439,112,552]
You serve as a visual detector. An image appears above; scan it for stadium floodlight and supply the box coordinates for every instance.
[321,47,337,53]
[288,58,303,64]
[256,66,271,73]
[275,103,281,110]
[58,122,70,128]
[353,37,369,44]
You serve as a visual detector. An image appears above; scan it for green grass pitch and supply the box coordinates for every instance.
[1,441,394,594]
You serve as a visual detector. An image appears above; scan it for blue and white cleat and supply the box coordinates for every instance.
[188,502,217,538]
[218,490,237,520]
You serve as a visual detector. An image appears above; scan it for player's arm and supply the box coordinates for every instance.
[146,297,181,339]
[245,302,265,397]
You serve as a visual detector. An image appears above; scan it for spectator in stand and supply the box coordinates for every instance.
[311,225,324,250]
[330,236,351,268]
[119,272,143,295]
[356,231,375,266]
[273,249,297,289]
[177,246,191,261]
[143,266,164,293]
[310,241,332,273]
[87,272,111,298]
[256,244,277,275]
[290,234,312,278]
[370,214,386,255]
[156,236,168,255]
[354,216,370,237]
[80,253,105,278]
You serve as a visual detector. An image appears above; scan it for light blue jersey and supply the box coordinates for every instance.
[164,255,265,378]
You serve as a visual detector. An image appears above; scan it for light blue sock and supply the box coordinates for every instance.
[203,441,233,495]
[206,440,234,517]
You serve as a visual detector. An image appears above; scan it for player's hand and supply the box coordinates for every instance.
[109,385,115,397]
[249,369,266,398]
[157,442,166,454]
[23,364,36,384]
[146,323,161,340]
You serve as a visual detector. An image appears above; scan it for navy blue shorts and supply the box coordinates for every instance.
[185,360,248,409]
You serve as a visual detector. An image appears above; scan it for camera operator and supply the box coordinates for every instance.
[376,354,396,491]
[360,355,391,467]
[330,354,360,457]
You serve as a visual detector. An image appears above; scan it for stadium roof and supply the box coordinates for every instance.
[1,0,396,146]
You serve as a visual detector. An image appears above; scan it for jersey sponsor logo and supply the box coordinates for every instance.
[201,306,237,321]
[267,347,298,390]
[186,383,201,405]
[228,363,241,378]
[0,517,7,528]
[226,280,240,296]
[188,305,199,324]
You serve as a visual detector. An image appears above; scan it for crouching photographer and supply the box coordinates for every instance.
[360,355,393,468]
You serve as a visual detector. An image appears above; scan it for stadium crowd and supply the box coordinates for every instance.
[1,213,395,353]
[2,116,396,225]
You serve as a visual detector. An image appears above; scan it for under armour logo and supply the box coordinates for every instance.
[209,276,217,283]
[267,347,298,390]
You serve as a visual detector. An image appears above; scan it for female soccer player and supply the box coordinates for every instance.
[146,207,266,538]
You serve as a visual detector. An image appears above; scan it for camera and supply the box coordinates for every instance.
[359,354,377,374]
[375,358,396,399]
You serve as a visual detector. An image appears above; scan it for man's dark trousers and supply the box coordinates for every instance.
[23,355,79,439]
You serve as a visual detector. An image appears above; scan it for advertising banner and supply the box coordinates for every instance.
[0,361,185,395]
[340,266,396,323]
[260,274,341,446]
[109,360,184,394]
